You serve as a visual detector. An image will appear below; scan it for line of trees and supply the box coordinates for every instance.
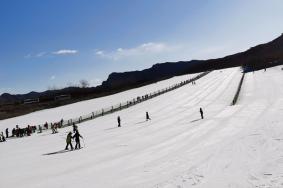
[48,79,90,91]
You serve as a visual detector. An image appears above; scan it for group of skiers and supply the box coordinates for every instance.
[51,123,59,134]
[115,109,204,128]
[64,108,203,149]
[117,111,152,127]
[1,108,204,151]
[0,118,66,143]
[6,125,36,138]
[65,123,83,150]
[43,119,64,133]
[0,125,37,143]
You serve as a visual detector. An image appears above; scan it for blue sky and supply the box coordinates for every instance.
[1,0,283,94]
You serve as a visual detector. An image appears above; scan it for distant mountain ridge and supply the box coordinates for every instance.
[101,33,283,89]
[1,34,283,119]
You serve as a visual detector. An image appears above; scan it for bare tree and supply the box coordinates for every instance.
[67,82,78,87]
[79,79,90,88]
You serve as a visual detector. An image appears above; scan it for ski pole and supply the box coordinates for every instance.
[82,137,86,148]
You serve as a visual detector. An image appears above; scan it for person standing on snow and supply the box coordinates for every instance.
[146,112,151,121]
[117,116,121,127]
[38,125,42,133]
[5,128,9,138]
[72,123,77,133]
[60,119,64,128]
[65,132,73,150]
[1,132,6,142]
[200,108,204,119]
[73,130,83,149]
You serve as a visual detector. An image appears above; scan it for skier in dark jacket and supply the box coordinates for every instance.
[65,132,73,150]
[12,128,16,137]
[5,128,9,138]
[73,131,83,149]
[200,108,204,119]
[38,125,42,133]
[117,116,121,127]
[72,123,77,133]
[1,132,6,142]
[146,112,151,121]
[60,119,64,127]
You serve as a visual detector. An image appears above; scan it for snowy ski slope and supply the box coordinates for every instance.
[1,67,283,188]
[0,73,199,128]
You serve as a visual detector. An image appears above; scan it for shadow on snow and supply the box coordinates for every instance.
[43,148,82,156]
[190,118,202,123]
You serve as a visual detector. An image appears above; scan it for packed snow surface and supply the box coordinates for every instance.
[1,67,283,188]
[0,73,198,127]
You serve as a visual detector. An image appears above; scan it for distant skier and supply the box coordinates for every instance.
[146,112,151,121]
[1,132,6,142]
[200,108,204,119]
[5,128,9,138]
[73,130,83,149]
[38,125,42,133]
[52,123,58,134]
[60,118,64,127]
[12,128,16,137]
[117,116,121,127]
[51,124,55,134]
[44,122,48,129]
[72,123,77,133]
[65,132,73,150]
[27,125,32,136]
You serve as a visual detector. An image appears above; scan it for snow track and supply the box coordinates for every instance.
[1,67,283,188]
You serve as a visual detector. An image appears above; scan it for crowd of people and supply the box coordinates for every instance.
[44,119,63,134]
[1,75,208,147]
[1,97,205,155]
[0,125,37,142]
[0,119,65,143]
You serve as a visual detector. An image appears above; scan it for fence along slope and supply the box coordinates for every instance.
[231,73,245,105]
[42,71,211,130]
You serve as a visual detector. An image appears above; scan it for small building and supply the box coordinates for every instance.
[54,94,71,101]
[24,98,39,104]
